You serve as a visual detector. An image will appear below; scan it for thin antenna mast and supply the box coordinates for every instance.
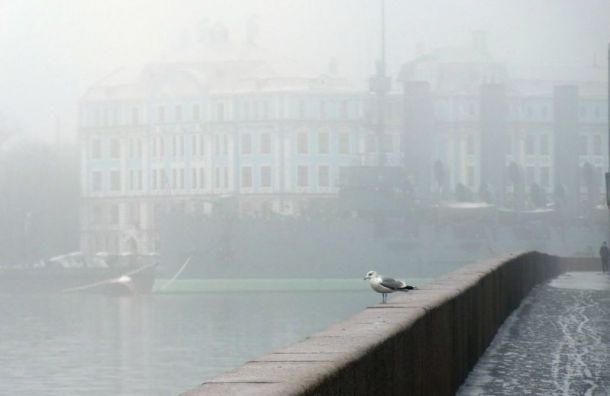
[370,0,389,167]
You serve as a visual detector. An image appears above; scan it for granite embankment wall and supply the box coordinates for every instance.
[180,252,591,396]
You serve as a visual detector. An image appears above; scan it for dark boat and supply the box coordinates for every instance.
[0,252,157,294]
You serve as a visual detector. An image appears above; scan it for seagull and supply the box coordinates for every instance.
[364,270,416,303]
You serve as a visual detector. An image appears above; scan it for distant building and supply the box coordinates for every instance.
[78,33,608,255]
[398,32,608,207]
[77,41,409,254]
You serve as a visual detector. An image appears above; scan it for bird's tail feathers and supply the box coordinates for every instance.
[399,285,416,291]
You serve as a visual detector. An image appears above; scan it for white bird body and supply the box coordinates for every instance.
[364,270,415,303]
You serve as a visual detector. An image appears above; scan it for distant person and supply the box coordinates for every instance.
[599,242,610,273]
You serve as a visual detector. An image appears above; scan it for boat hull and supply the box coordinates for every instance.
[0,265,156,294]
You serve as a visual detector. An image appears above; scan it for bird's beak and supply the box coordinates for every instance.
[363,277,368,280]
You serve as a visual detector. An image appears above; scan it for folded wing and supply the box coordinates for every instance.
[380,277,407,290]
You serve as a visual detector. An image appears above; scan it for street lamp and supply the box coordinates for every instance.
[607,41,610,242]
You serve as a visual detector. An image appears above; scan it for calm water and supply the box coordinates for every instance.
[0,279,384,396]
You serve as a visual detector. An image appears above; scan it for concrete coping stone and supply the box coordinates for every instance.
[385,288,462,310]
[179,381,303,396]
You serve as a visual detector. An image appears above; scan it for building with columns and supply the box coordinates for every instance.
[78,35,608,255]
[78,53,409,254]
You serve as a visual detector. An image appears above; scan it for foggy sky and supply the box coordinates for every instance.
[0,0,609,141]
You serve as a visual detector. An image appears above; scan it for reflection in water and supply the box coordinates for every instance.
[0,287,372,395]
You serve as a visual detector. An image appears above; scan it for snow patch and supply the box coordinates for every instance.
[549,272,610,291]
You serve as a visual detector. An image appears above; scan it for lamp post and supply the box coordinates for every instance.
[607,41,610,242]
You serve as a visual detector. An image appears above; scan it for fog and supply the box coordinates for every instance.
[1,1,610,395]
[1,0,609,139]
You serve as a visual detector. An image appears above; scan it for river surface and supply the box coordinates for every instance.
[0,279,406,396]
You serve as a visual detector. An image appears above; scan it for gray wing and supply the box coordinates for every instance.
[380,277,406,290]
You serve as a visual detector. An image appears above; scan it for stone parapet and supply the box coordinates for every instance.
[180,251,562,396]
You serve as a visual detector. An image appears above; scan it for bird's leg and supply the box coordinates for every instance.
[382,293,387,304]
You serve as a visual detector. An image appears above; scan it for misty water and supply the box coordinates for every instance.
[0,280,388,396]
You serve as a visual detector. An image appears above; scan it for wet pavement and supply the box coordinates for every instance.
[458,272,610,396]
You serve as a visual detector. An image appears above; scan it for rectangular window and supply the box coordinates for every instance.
[136,139,142,159]
[102,107,109,127]
[580,136,588,155]
[175,105,182,122]
[383,135,394,152]
[158,106,165,123]
[340,101,348,119]
[224,167,229,188]
[260,166,271,188]
[217,103,225,121]
[298,99,305,119]
[92,171,102,192]
[540,167,550,188]
[128,139,134,159]
[129,170,135,190]
[199,135,206,157]
[241,167,252,188]
[191,135,198,156]
[192,104,200,121]
[241,133,252,155]
[318,132,329,154]
[91,139,102,159]
[338,166,349,185]
[131,107,139,125]
[318,165,330,187]
[468,103,476,117]
[92,205,103,225]
[222,135,228,155]
[160,170,169,190]
[199,167,206,189]
[260,133,271,154]
[297,132,308,154]
[525,135,534,155]
[191,169,198,189]
[129,203,139,225]
[467,135,475,155]
[215,168,221,188]
[297,166,309,187]
[526,166,535,185]
[110,139,120,159]
[466,166,475,188]
[339,133,350,154]
[178,136,184,157]
[150,169,159,190]
[594,135,602,155]
[110,205,120,225]
[110,170,121,191]
[178,169,184,189]
[540,134,549,155]
[365,134,376,153]
[214,135,220,155]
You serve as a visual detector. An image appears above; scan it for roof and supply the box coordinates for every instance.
[81,41,358,102]
[399,45,509,95]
